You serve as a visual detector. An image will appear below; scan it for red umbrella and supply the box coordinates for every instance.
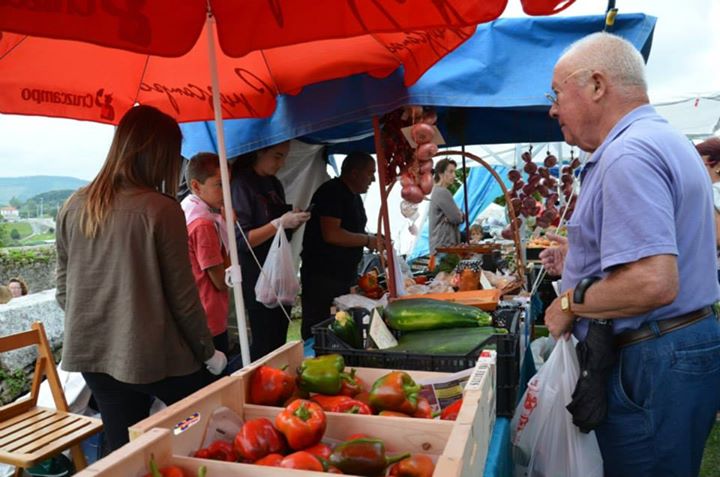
[1,7,486,364]
[0,0,577,364]
[0,0,508,57]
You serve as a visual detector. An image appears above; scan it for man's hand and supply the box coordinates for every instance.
[544,296,575,338]
[539,232,568,276]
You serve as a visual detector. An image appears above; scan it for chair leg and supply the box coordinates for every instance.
[71,444,88,471]
[13,466,23,477]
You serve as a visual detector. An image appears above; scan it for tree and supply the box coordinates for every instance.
[10,229,20,240]
[8,197,21,209]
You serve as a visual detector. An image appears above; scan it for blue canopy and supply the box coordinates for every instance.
[181,13,656,157]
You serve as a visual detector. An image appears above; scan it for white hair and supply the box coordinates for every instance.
[560,32,647,93]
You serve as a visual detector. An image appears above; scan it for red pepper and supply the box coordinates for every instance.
[412,397,435,419]
[249,365,297,406]
[194,439,236,461]
[388,454,436,477]
[279,451,325,471]
[283,387,310,407]
[354,391,372,407]
[312,394,372,415]
[233,417,287,462]
[364,286,385,299]
[440,398,463,421]
[303,442,333,460]
[253,453,284,466]
[339,368,365,396]
[358,269,379,292]
[274,399,327,450]
[369,371,421,414]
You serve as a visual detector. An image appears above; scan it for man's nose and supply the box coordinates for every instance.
[549,103,558,119]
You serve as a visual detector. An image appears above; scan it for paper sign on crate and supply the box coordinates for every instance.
[466,349,496,392]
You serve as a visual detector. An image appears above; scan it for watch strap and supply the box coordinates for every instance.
[573,276,601,304]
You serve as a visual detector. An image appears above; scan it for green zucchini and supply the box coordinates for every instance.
[330,310,363,348]
[384,298,492,331]
[386,327,506,354]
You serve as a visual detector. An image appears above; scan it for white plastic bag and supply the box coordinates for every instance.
[511,337,604,477]
[255,225,300,308]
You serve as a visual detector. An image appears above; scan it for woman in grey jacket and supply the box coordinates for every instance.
[56,105,226,451]
[429,158,464,252]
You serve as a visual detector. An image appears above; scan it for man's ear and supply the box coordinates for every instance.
[590,71,607,101]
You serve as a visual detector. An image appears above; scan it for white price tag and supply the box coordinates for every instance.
[369,309,398,349]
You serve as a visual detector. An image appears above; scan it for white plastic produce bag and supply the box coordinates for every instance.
[255,225,300,308]
[511,337,604,477]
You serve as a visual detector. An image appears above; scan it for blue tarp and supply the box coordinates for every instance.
[410,165,510,260]
[181,13,656,157]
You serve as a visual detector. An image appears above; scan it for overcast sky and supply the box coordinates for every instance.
[1,0,718,180]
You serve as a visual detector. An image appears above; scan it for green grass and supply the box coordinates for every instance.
[0,221,32,240]
[701,421,720,477]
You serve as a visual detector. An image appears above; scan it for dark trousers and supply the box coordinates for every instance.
[83,369,211,452]
[213,330,229,355]
[301,269,353,340]
[247,304,290,361]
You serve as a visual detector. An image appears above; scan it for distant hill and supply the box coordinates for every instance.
[0,176,88,204]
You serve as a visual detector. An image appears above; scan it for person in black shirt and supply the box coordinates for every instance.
[300,152,380,339]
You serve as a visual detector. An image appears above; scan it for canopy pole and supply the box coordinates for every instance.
[206,12,252,367]
[372,116,397,298]
[461,144,470,242]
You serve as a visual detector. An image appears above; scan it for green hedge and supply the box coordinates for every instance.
[0,246,56,268]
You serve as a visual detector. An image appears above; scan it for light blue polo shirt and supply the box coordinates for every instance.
[562,105,720,340]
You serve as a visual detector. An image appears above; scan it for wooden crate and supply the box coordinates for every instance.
[117,342,496,477]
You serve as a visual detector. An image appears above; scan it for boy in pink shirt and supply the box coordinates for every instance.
[181,153,230,354]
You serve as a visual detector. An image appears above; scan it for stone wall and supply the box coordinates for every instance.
[0,246,57,293]
[0,290,64,371]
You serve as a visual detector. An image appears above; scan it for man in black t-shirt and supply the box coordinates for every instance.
[300,152,380,339]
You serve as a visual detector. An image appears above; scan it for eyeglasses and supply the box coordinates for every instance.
[545,68,591,105]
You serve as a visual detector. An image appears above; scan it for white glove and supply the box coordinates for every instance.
[272,211,310,230]
[204,350,227,375]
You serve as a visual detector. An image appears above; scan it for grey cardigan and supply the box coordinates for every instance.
[56,188,215,384]
[429,186,463,252]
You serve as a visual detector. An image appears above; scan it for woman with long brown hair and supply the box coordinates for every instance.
[55,105,226,452]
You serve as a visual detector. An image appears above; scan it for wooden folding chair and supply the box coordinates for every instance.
[0,322,103,476]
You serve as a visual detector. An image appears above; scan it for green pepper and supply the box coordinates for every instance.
[368,371,421,414]
[298,354,346,395]
[330,310,363,348]
[329,438,410,476]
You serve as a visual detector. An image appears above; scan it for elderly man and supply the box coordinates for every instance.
[540,32,720,476]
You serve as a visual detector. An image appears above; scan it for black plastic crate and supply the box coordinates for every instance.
[312,305,521,417]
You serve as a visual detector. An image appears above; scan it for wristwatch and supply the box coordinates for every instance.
[560,290,573,314]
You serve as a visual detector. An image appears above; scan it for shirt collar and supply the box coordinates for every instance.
[585,104,656,165]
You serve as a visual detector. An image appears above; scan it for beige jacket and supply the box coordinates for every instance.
[56,187,215,384]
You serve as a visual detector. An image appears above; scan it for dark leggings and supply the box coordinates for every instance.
[247,304,290,361]
[83,369,211,452]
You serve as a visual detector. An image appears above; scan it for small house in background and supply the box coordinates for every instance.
[0,206,19,219]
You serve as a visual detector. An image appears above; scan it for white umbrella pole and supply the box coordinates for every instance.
[206,13,252,366]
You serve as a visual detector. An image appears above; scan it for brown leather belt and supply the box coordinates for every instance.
[615,306,714,348]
